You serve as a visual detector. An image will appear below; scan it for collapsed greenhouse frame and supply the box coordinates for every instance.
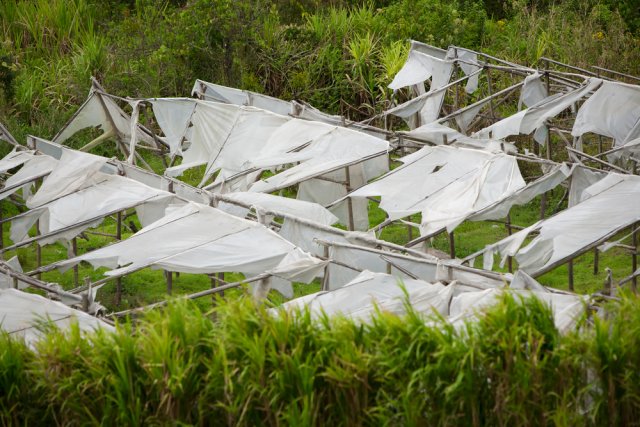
[0,40,639,339]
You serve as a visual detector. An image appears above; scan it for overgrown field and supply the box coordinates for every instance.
[0,0,638,139]
[2,292,640,426]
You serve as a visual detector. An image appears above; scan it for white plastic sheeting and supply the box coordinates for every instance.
[277,270,447,321]
[218,191,339,226]
[447,287,586,333]
[482,173,640,275]
[0,288,114,345]
[404,122,516,153]
[277,270,585,332]
[192,79,387,139]
[468,162,574,221]
[192,79,294,116]
[56,202,327,282]
[518,72,548,110]
[9,150,177,245]
[53,90,153,146]
[0,257,24,289]
[0,153,58,202]
[476,78,602,144]
[0,148,34,174]
[389,49,454,125]
[162,100,389,199]
[150,98,196,155]
[348,145,525,235]
[571,80,640,146]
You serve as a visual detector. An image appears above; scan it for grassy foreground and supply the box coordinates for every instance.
[1,292,640,426]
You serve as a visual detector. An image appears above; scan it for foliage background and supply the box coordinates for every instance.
[0,0,638,140]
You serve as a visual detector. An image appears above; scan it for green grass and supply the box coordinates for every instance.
[2,292,640,425]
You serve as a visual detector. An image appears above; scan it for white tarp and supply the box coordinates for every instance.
[0,288,114,345]
[482,173,640,275]
[9,150,176,245]
[277,270,585,332]
[0,257,24,289]
[56,202,327,283]
[475,78,603,144]
[277,270,447,321]
[389,49,454,126]
[53,90,153,146]
[0,148,34,174]
[218,191,339,226]
[192,79,293,116]
[163,100,388,198]
[193,79,387,139]
[149,98,196,155]
[0,153,58,202]
[348,145,525,235]
[571,80,640,146]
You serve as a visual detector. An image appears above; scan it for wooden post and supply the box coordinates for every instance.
[506,213,513,273]
[540,191,547,220]
[448,231,456,259]
[0,201,3,252]
[568,260,574,292]
[82,277,91,312]
[321,245,330,291]
[72,238,79,287]
[603,267,612,296]
[165,270,173,295]
[35,219,41,280]
[345,167,355,231]
[210,272,225,304]
[485,67,495,120]
[633,223,638,292]
[254,276,271,301]
[115,211,123,305]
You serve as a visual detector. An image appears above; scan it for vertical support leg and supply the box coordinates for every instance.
[632,223,638,293]
[486,67,495,120]
[0,201,4,252]
[72,238,79,287]
[254,276,271,301]
[165,270,173,295]
[448,231,455,259]
[36,219,41,280]
[540,191,547,220]
[506,214,513,273]
[407,215,413,242]
[115,211,123,305]
[593,248,599,275]
[568,260,574,292]
[321,245,330,291]
[345,166,354,231]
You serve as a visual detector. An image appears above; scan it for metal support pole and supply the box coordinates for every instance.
[593,248,599,275]
[165,270,173,295]
[0,202,3,252]
[72,238,79,287]
[448,231,455,259]
[540,191,547,220]
[568,260,574,292]
[345,167,355,231]
[115,211,123,305]
[633,223,638,292]
[321,245,330,291]
[35,219,41,280]
[506,213,513,273]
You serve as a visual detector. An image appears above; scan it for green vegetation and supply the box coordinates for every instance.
[1,291,640,425]
[0,2,638,304]
[0,0,638,136]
